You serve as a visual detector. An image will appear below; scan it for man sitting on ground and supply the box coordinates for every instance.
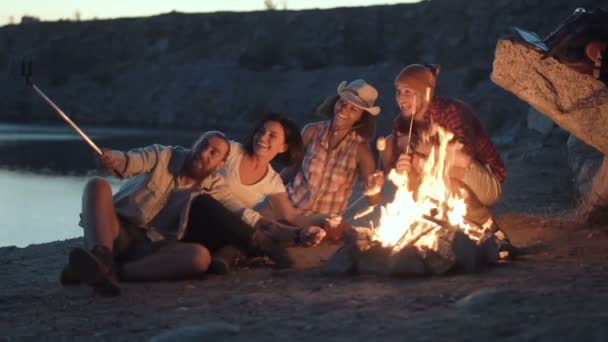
[60,131,325,296]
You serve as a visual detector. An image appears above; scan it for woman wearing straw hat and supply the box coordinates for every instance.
[278,79,383,241]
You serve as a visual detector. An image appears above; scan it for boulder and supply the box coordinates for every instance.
[492,39,608,214]
[527,107,555,136]
[491,39,608,154]
[567,135,603,199]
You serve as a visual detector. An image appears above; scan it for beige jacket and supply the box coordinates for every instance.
[112,144,260,241]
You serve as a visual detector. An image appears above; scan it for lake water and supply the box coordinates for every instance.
[0,123,208,247]
[0,170,89,247]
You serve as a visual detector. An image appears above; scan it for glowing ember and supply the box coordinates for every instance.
[373,124,484,252]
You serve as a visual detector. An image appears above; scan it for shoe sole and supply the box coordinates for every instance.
[59,265,82,286]
[69,248,105,284]
[69,248,121,296]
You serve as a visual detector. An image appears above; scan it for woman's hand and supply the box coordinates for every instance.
[395,152,413,174]
[364,170,384,196]
[446,142,471,180]
[322,216,347,244]
[298,226,326,247]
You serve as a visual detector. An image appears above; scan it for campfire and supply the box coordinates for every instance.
[324,125,509,276]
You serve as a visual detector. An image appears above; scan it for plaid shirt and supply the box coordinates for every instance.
[286,121,363,216]
[392,97,506,183]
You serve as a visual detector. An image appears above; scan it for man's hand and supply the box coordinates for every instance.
[298,226,326,247]
[98,149,125,174]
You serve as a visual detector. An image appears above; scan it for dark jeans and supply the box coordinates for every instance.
[114,219,177,264]
[182,194,255,253]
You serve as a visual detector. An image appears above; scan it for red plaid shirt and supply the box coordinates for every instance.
[392,97,506,183]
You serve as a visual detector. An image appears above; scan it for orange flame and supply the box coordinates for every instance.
[373,124,482,252]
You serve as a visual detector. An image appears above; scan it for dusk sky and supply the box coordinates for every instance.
[1,0,418,24]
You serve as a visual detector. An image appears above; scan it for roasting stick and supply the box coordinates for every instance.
[344,194,365,216]
[404,94,416,155]
[350,136,387,221]
[393,85,436,244]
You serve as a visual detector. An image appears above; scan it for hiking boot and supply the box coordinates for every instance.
[209,245,243,275]
[59,263,82,286]
[488,222,519,259]
[68,246,121,296]
[251,230,293,269]
[482,218,512,242]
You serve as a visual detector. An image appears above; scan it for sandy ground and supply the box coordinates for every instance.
[2,131,608,341]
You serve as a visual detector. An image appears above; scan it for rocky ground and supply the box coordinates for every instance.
[1,130,608,341]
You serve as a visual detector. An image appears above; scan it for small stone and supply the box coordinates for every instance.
[150,322,240,342]
[420,248,454,275]
[455,288,515,312]
[321,245,357,275]
[389,246,427,276]
[479,233,500,264]
[451,230,483,273]
[357,243,393,276]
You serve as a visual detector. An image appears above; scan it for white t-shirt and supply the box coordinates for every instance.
[219,141,286,209]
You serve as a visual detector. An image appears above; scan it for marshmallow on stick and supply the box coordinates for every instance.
[376,136,386,152]
[363,136,386,197]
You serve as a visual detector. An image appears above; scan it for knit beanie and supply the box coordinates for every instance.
[394,64,440,100]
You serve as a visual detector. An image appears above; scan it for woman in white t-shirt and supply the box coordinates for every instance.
[220,114,326,227]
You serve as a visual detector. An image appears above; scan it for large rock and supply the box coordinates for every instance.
[491,39,608,154]
[527,107,555,136]
[492,39,608,214]
[567,135,603,199]
[580,158,608,225]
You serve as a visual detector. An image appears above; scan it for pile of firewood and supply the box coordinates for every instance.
[322,224,513,277]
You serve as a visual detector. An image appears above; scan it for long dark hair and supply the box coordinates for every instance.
[315,94,376,141]
[243,113,304,167]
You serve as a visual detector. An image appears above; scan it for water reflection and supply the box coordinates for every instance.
[0,123,204,174]
[0,170,89,247]
[0,123,209,247]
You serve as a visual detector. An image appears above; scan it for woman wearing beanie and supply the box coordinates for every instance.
[275,79,383,242]
[380,64,507,232]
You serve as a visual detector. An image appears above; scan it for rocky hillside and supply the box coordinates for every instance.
[0,0,604,138]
